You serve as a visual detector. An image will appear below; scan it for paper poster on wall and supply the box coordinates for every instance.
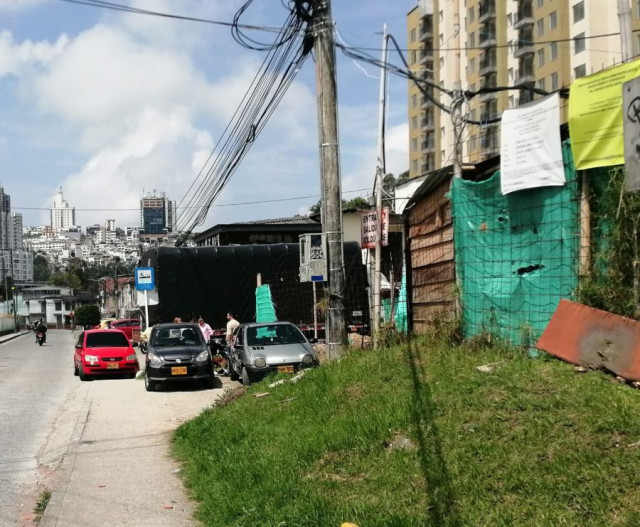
[569,59,640,170]
[500,93,564,195]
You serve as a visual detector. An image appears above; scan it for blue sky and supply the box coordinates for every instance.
[0,0,416,230]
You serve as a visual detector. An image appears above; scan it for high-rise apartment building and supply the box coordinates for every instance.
[51,186,76,232]
[140,191,176,235]
[0,187,33,283]
[407,0,629,178]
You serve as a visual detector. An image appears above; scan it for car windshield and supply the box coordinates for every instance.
[86,332,130,348]
[246,324,306,346]
[151,326,203,347]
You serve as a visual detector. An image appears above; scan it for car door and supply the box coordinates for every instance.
[230,326,244,369]
[74,332,85,365]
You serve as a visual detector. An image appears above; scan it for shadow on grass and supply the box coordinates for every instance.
[405,340,461,527]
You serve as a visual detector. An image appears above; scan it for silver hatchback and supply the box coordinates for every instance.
[228,321,319,385]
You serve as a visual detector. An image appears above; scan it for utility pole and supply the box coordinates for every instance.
[313,0,347,360]
[618,0,633,62]
[372,25,388,347]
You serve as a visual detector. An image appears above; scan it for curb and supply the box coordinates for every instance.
[39,397,92,527]
[0,331,30,345]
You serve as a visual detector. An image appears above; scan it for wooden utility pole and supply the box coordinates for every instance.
[313,0,346,359]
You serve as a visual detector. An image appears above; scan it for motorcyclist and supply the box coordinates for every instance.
[35,320,47,344]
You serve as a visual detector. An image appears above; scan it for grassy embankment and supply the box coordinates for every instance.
[173,334,640,526]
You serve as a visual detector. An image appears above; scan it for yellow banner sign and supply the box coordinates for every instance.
[569,60,640,170]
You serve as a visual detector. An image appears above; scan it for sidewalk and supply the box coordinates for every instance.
[40,366,236,527]
[0,330,30,344]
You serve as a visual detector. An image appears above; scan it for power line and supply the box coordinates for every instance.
[13,187,371,212]
[54,0,300,34]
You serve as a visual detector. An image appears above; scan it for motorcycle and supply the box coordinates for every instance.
[209,337,229,375]
[36,331,45,346]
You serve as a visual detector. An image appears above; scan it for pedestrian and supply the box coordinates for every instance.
[197,317,213,344]
[105,320,114,330]
[173,317,182,323]
[226,312,240,347]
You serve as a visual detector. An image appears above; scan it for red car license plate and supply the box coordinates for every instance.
[278,365,294,374]
[171,366,187,375]
[106,363,119,369]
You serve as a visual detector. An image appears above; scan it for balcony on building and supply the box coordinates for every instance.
[421,115,435,131]
[418,48,434,65]
[478,75,498,102]
[419,18,433,41]
[420,88,435,108]
[479,29,497,48]
[420,137,435,152]
[514,38,535,58]
[481,125,500,158]
[514,2,534,30]
[478,0,496,23]
[519,84,536,105]
[420,155,435,174]
[516,65,535,85]
[479,49,498,76]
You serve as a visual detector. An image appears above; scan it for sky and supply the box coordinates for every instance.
[0,0,416,231]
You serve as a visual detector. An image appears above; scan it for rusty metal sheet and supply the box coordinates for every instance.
[536,299,640,381]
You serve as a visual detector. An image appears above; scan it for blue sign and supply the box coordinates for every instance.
[311,275,324,282]
[135,267,155,291]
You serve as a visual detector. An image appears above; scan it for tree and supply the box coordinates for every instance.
[34,254,51,282]
[309,196,371,215]
[74,304,100,329]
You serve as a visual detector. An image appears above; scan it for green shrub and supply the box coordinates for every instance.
[74,304,100,328]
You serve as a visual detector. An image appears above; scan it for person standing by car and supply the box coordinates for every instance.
[197,317,213,344]
[226,312,240,348]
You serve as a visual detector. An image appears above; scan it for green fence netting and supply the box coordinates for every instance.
[255,284,277,323]
[451,141,580,347]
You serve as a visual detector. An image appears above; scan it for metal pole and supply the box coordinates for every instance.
[313,0,346,360]
[373,25,388,347]
[312,281,318,340]
[144,289,150,330]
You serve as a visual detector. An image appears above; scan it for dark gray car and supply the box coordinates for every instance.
[228,321,318,385]
[144,322,215,391]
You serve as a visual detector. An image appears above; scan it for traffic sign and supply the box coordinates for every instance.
[135,267,155,291]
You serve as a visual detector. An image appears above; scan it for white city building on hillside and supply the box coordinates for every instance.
[51,186,76,232]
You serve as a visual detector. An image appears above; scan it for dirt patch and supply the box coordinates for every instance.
[215,386,246,407]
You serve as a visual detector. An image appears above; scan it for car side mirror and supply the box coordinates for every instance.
[75,344,82,349]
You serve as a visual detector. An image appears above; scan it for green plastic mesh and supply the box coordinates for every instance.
[450,141,580,346]
[255,284,277,324]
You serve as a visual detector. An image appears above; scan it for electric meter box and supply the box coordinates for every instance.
[299,233,327,283]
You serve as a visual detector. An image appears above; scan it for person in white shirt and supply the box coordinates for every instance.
[226,312,240,347]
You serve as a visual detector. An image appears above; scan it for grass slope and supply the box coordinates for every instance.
[173,336,640,526]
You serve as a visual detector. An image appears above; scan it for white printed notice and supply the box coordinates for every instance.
[500,92,565,195]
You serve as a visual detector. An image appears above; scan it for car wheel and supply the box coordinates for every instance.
[229,363,239,381]
[145,372,156,392]
[79,369,91,382]
[241,366,251,386]
[74,363,79,376]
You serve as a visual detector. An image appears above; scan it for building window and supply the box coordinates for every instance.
[469,32,475,48]
[537,48,545,67]
[439,10,443,22]
[507,13,512,27]
[469,6,475,23]
[469,58,476,74]
[439,34,444,45]
[470,135,477,151]
[412,94,417,108]
[574,64,586,79]
[412,138,418,151]
[537,78,546,91]
[537,19,544,37]
[441,150,446,162]
[574,32,585,53]
[412,116,418,129]
[573,1,585,22]
[441,127,445,138]
[550,42,558,61]
[412,159,418,173]
[440,57,445,69]
[549,11,557,30]
[411,28,416,42]
[508,67,513,82]
[537,0,544,7]
[551,72,559,91]
[509,95,515,107]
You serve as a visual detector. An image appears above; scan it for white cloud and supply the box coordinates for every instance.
[0,30,68,76]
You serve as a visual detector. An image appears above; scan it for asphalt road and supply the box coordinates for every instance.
[0,329,236,527]
[0,330,80,526]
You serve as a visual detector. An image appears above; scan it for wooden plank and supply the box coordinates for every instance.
[412,261,455,285]
[410,227,454,250]
[411,244,454,268]
[412,282,454,304]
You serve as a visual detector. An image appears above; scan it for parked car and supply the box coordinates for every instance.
[111,318,141,341]
[143,322,215,392]
[228,321,319,386]
[74,329,140,381]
